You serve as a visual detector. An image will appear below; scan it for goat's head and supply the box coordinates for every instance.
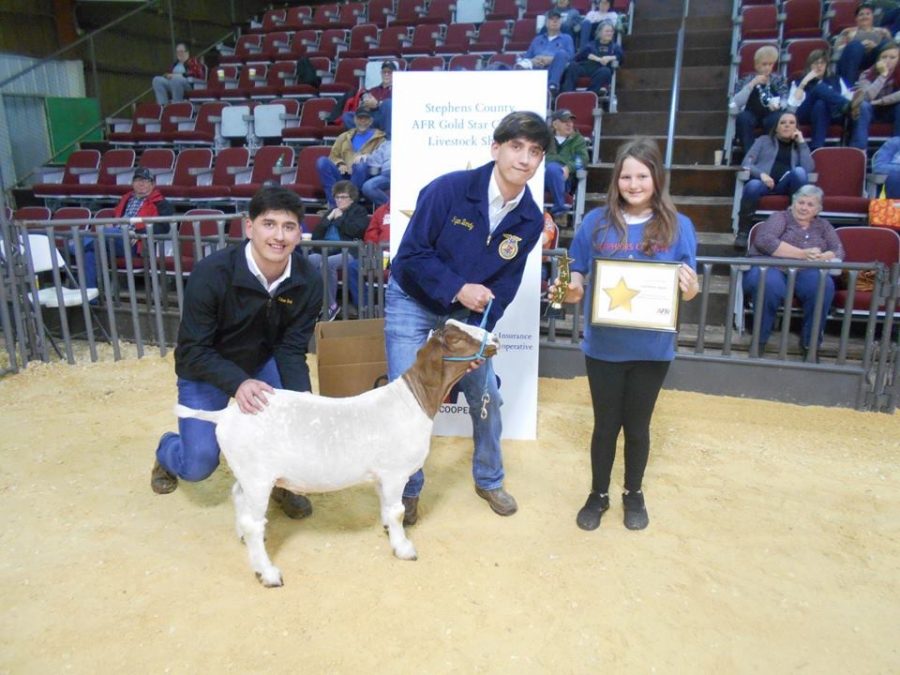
[403,319,500,419]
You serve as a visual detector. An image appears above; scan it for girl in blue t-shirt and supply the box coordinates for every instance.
[549,137,699,532]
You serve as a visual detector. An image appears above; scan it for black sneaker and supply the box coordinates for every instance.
[622,491,649,530]
[576,492,609,531]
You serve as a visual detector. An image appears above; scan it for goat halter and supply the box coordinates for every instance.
[441,299,494,420]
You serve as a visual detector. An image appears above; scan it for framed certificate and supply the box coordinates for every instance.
[590,259,681,332]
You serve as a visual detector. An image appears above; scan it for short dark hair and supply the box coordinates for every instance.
[856,2,874,15]
[248,185,305,222]
[493,111,553,151]
[332,179,359,201]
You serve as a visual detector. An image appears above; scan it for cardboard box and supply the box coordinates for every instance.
[315,318,388,397]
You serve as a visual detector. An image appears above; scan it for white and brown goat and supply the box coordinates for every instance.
[175,319,499,587]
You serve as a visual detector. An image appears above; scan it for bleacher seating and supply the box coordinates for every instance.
[833,227,900,317]
[32,150,101,200]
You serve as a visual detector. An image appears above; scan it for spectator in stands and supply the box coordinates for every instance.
[834,2,892,87]
[307,180,369,320]
[742,185,844,361]
[872,135,900,196]
[362,140,391,208]
[517,9,575,95]
[385,111,552,526]
[848,43,900,149]
[735,112,814,248]
[579,0,620,50]
[787,49,852,150]
[551,0,582,39]
[342,60,395,137]
[78,167,174,290]
[347,201,391,310]
[561,21,622,96]
[151,186,322,520]
[730,44,788,155]
[152,42,204,105]
[547,137,699,532]
[544,109,589,223]
[316,109,386,208]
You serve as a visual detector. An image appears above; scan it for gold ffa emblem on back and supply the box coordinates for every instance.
[498,234,522,260]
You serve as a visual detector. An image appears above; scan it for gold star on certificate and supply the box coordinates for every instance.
[603,277,640,312]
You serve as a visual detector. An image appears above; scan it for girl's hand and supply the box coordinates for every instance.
[678,264,700,301]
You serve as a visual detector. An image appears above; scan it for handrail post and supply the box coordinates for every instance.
[665,0,691,169]
[88,36,100,102]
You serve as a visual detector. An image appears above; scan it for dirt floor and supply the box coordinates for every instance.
[0,349,898,674]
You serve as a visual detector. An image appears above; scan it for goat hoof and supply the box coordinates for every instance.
[394,542,418,561]
[255,569,283,587]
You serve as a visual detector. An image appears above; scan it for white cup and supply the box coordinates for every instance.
[301,232,312,241]
[217,68,225,80]
[248,67,257,78]
[714,150,723,165]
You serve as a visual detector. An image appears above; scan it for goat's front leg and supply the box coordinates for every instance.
[377,477,417,561]
[233,480,283,587]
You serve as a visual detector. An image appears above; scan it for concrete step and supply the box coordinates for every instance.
[615,87,724,113]
[597,135,726,165]
[623,28,733,53]
[601,109,728,136]
[617,65,729,91]
[626,45,732,70]
[636,11,733,30]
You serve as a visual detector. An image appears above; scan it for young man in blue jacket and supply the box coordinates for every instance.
[386,111,552,525]
[151,186,324,519]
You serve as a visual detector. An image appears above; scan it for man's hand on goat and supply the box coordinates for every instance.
[235,379,275,414]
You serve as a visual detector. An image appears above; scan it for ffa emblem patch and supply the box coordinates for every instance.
[498,234,522,260]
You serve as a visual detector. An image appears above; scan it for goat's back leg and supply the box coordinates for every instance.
[377,477,417,561]
[232,479,282,587]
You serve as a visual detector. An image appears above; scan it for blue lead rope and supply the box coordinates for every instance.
[442,298,494,419]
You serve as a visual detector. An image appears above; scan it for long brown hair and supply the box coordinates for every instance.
[601,137,678,255]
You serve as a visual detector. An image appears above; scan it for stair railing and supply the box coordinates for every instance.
[664,0,691,168]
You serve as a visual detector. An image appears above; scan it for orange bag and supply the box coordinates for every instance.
[868,186,900,230]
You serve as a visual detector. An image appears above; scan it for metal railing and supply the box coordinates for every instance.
[2,219,897,412]
[664,0,691,168]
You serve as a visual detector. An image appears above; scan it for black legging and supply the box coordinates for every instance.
[584,356,671,494]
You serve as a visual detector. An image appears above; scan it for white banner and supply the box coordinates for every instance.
[391,70,548,440]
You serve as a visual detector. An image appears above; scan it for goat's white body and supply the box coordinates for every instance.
[175,379,433,587]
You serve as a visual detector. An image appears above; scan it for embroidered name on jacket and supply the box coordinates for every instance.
[451,216,474,230]
[277,296,293,305]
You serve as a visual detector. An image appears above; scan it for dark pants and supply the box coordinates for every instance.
[561,61,613,94]
[584,356,670,494]
[837,40,884,88]
[738,167,809,235]
[794,81,847,149]
[742,267,835,349]
[735,108,783,152]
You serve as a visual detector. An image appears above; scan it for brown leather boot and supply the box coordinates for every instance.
[150,461,177,494]
[475,486,518,516]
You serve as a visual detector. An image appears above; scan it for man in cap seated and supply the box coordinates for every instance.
[315,109,387,208]
[517,9,575,96]
[544,109,589,224]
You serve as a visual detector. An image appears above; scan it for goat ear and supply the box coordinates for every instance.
[418,332,445,385]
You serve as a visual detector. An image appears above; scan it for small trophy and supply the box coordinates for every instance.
[545,254,573,319]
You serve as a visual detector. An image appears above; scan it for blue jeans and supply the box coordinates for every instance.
[742,267,835,349]
[885,171,900,198]
[307,249,350,306]
[850,100,900,149]
[545,161,572,214]
[837,40,883,89]
[561,61,613,93]
[735,108,782,151]
[362,171,390,206]
[76,226,130,289]
[795,81,847,150]
[741,167,808,215]
[156,357,283,481]
[315,156,368,208]
[384,277,504,498]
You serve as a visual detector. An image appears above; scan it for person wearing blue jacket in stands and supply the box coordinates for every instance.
[561,21,623,94]
[872,135,900,197]
[518,9,575,95]
[385,111,552,526]
[549,137,699,533]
